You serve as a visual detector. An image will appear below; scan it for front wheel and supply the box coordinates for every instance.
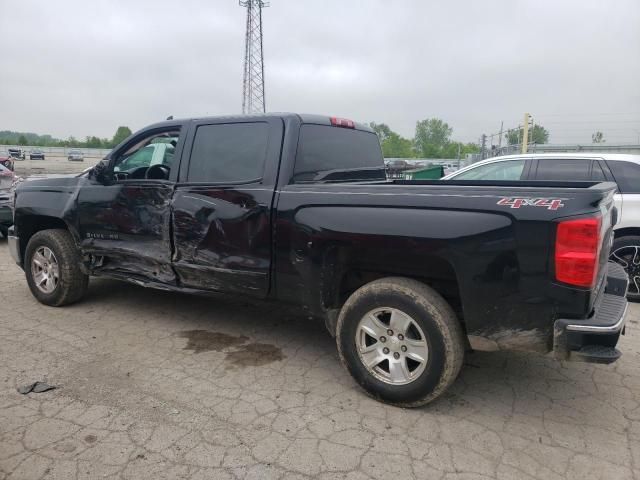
[336,277,465,407]
[610,235,640,302]
[25,229,88,306]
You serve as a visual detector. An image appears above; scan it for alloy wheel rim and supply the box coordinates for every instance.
[610,246,640,296]
[31,246,59,294]
[355,307,430,385]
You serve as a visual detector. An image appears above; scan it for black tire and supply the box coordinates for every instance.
[610,235,640,302]
[336,277,465,407]
[0,226,7,238]
[24,229,88,306]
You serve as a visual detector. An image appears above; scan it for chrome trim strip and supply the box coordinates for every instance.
[566,302,628,333]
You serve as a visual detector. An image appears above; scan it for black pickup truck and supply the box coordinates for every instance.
[7,114,628,406]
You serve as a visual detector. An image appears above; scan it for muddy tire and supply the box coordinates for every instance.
[25,229,88,306]
[336,277,465,407]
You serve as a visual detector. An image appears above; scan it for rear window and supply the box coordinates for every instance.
[293,125,385,183]
[606,160,640,193]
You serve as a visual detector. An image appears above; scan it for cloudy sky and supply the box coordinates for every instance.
[1,0,639,145]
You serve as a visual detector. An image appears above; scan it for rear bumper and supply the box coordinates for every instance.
[554,262,629,364]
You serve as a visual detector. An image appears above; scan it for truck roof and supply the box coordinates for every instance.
[144,113,374,134]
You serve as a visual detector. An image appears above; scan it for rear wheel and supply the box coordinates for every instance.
[610,235,640,302]
[25,229,88,306]
[336,277,465,407]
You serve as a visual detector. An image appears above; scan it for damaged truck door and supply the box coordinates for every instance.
[170,118,283,297]
[77,126,185,284]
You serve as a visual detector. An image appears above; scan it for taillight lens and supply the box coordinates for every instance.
[555,217,602,288]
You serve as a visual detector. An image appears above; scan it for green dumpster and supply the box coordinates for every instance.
[402,165,444,180]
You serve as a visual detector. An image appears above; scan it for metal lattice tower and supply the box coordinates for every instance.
[240,0,268,114]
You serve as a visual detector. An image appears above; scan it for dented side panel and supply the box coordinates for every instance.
[76,181,176,284]
[171,186,272,296]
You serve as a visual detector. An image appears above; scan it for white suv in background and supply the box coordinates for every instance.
[444,153,640,300]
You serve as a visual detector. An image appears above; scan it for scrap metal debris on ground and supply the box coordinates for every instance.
[17,381,57,394]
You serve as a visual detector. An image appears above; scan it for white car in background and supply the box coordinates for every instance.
[444,153,640,300]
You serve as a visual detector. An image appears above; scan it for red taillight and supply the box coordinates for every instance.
[330,117,355,129]
[555,217,602,288]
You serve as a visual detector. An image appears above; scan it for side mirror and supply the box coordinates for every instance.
[89,159,112,184]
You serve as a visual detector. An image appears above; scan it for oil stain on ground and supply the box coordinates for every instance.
[178,330,248,354]
[225,343,285,368]
[178,330,285,367]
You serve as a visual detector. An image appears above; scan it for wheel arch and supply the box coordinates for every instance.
[613,227,640,239]
[320,249,463,337]
[15,215,72,268]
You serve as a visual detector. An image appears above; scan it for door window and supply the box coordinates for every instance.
[113,130,180,178]
[453,160,526,180]
[187,123,269,183]
[534,159,591,181]
[606,160,640,193]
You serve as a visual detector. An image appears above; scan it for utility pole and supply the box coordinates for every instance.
[457,143,461,168]
[521,112,530,154]
[498,121,504,150]
[240,0,269,114]
[481,134,487,160]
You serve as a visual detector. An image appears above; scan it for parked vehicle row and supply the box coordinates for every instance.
[7,113,628,406]
[1,148,87,163]
[444,153,640,300]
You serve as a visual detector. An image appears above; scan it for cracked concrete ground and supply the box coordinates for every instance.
[2,238,640,480]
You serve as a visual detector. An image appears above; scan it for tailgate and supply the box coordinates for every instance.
[593,187,617,307]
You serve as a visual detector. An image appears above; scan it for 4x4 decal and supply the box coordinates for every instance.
[497,197,565,210]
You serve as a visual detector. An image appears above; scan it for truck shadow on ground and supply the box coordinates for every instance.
[68,276,627,417]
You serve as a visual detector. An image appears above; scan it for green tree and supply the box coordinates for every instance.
[85,136,103,148]
[111,126,132,147]
[369,122,393,144]
[382,133,414,158]
[505,124,549,145]
[17,135,28,146]
[414,118,453,158]
[592,131,605,143]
